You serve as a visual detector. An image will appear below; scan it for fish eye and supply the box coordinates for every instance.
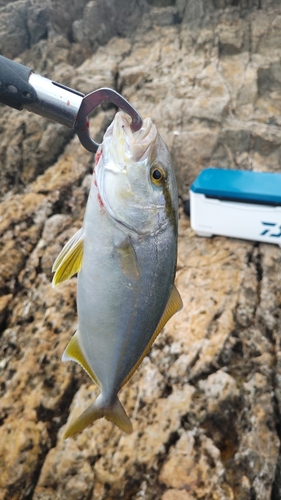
[150,164,166,185]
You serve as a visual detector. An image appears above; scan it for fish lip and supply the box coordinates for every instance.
[113,111,158,162]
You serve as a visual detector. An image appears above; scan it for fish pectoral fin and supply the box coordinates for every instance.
[64,394,133,439]
[52,227,84,272]
[52,227,84,287]
[115,235,139,281]
[62,331,100,387]
[121,284,183,388]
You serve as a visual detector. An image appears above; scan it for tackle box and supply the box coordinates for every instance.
[190,168,281,246]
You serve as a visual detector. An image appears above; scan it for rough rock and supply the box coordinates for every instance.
[1,1,281,500]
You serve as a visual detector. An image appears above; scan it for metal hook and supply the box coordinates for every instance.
[74,87,143,153]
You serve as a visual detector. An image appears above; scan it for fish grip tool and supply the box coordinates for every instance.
[0,55,143,153]
[75,88,143,153]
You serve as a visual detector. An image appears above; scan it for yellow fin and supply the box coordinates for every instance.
[52,227,84,272]
[62,332,100,387]
[121,284,183,388]
[52,228,84,287]
[115,236,139,280]
[104,397,133,434]
[64,395,133,438]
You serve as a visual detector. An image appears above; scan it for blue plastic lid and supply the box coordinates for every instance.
[190,168,281,205]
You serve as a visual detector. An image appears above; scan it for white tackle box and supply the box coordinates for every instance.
[190,168,281,246]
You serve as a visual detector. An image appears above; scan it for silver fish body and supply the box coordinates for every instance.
[52,111,182,437]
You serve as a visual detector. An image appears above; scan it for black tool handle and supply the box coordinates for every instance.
[0,55,37,110]
[0,55,83,128]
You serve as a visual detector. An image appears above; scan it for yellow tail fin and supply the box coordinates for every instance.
[64,394,133,438]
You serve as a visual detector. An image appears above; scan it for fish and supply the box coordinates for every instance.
[52,110,182,437]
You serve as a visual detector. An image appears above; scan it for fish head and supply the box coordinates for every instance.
[95,111,178,235]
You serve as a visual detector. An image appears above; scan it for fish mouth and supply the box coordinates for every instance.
[113,111,158,162]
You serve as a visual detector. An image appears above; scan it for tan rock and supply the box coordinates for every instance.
[1,2,281,499]
[159,432,231,498]
[162,490,196,500]
[0,419,49,499]
[199,370,239,413]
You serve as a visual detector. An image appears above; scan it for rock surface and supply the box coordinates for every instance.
[1,1,281,499]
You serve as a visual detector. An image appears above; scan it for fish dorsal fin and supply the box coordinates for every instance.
[115,235,139,281]
[52,228,84,287]
[121,284,183,388]
[62,331,100,387]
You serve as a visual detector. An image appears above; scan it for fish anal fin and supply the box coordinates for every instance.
[115,236,139,281]
[121,284,183,388]
[62,332,100,387]
[64,394,133,439]
[52,228,84,287]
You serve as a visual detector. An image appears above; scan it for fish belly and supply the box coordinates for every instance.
[77,180,176,401]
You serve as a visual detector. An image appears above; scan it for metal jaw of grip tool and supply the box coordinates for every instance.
[75,87,143,153]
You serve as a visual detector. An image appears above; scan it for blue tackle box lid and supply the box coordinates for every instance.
[190,168,281,205]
